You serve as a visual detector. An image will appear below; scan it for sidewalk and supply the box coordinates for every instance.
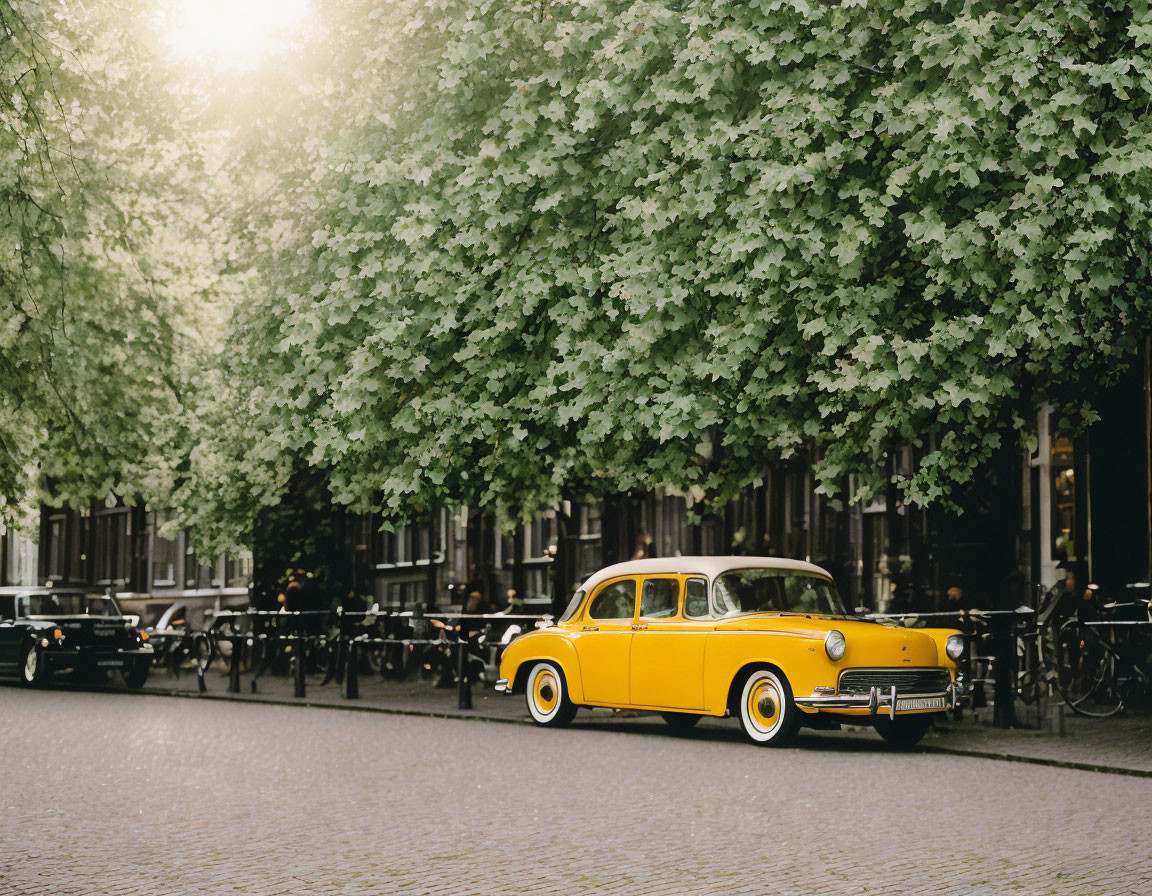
[136,663,1152,776]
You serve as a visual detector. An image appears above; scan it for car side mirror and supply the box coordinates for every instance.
[854,606,871,616]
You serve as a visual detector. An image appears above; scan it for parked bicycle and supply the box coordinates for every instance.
[1051,613,1152,718]
[147,620,214,680]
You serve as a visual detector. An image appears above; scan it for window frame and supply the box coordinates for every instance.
[638,576,682,620]
[683,576,710,620]
[584,576,638,622]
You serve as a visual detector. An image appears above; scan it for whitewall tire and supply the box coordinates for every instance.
[525,662,577,727]
[738,668,797,747]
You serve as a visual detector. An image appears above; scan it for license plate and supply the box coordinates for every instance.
[97,659,122,667]
[896,696,945,711]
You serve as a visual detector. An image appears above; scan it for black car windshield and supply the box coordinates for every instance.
[712,569,846,617]
[27,594,121,617]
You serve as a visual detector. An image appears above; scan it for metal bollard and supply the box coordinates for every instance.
[342,638,359,699]
[457,638,472,710]
[292,643,306,698]
[1046,700,1067,737]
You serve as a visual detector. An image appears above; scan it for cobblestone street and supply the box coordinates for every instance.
[2,686,1149,895]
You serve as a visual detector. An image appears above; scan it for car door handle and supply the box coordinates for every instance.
[581,626,599,632]
[631,624,648,631]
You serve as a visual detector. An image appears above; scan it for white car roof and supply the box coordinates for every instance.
[577,556,833,594]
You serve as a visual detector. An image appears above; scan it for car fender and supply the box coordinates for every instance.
[702,631,839,715]
[499,630,585,704]
[917,627,962,672]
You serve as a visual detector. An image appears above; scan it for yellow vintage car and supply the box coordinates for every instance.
[495,557,964,748]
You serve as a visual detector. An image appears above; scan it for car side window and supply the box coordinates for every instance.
[587,579,637,621]
[684,577,709,618]
[640,578,680,619]
[0,597,13,621]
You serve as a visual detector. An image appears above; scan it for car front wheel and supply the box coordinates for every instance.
[873,714,933,749]
[525,661,577,727]
[738,668,797,746]
[21,643,50,687]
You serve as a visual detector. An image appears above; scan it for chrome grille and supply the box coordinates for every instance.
[838,668,950,695]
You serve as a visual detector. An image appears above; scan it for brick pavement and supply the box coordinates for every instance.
[0,686,1150,896]
[129,659,1152,777]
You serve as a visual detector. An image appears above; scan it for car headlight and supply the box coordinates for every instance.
[824,629,846,661]
[946,634,965,660]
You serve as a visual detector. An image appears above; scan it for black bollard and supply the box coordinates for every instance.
[990,613,1017,728]
[292,643,307,698]
[457,637,472,710]
[227,636,242,694]
[342,638,359,699]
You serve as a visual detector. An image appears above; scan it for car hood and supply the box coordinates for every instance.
[712,614,947,666]
[713,613,876,637]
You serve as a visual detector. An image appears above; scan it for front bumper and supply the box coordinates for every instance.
[46,644,154,668]
[795,676,964,720]
[494,678,510,694]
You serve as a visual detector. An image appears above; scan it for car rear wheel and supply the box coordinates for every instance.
[660,712,701,733]
[738,668,797,747]
[874,714,933,749]
[525,661,577,727]
[122,659,150,689]
[21,643,50,687]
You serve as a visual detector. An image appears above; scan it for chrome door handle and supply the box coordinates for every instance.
[631,624,648,631]
[581,626,599,632]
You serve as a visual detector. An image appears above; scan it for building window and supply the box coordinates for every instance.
[68,514,89,582]
[225,551,253,588]
[46,515,66,581]
[94,509,130,585]
[524,512,557,560]
[655,493,687,558]
[184,546,217,589]
[150,513,179,588]
[4,531,38,586]
[1051,437,1076,563]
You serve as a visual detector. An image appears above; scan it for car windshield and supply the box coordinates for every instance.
[558,590,585,623]
[713,569,846,617]
[27,593,121,617]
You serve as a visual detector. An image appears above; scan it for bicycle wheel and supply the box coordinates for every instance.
[191,632,215,674]
[1054,620,1123,718]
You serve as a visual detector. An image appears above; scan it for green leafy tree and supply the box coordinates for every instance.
[198,0,1152,542]
[0,0,215,526]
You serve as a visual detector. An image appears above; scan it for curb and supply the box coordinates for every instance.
[919,744,1152,779]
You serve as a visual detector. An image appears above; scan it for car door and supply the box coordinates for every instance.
[573,577,637,706]
[629,576,709,710]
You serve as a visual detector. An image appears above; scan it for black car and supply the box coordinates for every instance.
[0,588,155,687]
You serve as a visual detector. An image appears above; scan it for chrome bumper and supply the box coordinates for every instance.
[795,677,963,720]
[494,678,510,694]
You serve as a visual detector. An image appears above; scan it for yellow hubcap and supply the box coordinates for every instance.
[748,678,781,730]
[533,671,558,713]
